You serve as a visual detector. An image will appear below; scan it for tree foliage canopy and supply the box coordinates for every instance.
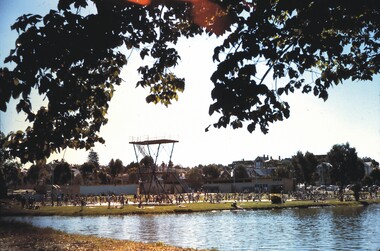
[291,151,316,184]
[0,0,379,163]
[87,150,100,167]
[52,160,72,185]
[202,164,220,179]
[185,167,203,190]
[109,158,124,178]
[234,164,249,180]
[327,143,364,186]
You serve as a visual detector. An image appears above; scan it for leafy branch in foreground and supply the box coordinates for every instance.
[209,0,379,133]
[0,0,379,162]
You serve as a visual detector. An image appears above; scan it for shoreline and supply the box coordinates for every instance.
[1,198,379,217]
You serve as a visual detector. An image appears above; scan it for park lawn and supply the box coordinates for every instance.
[2,198,379,216]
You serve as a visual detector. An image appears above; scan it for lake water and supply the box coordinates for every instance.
[2,204,380,251]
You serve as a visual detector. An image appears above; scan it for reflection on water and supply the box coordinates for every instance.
[2,205,380,251]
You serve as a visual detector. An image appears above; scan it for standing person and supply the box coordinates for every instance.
[57,193,61,206]
[51,190,55,207]
[120,194,125,209]
[80,196,85,211]
[107,194,111,209]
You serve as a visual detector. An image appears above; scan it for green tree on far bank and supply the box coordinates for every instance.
[234,165,249,180]
[109,158,124,184]
[80,162,96,185]
[291,151,318,185]
[2,159,22,191]
[370,169,380,185]
[88,150,100,168]
[52,160,72,185]
[185,167,203,191]
[202,164,220,180]
[125,162,139,184]
[328,143,365,188]
[25,164,43,186]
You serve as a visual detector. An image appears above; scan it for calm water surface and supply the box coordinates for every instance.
[3,204,380,251]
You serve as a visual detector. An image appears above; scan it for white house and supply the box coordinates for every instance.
[364,162,374,176]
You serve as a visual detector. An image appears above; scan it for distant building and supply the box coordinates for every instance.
[364,162,375,176]
[316,162,333,186]
[219,168,232,179]
[204,156,294,193]
[202,177,293,193]
[315,154,328,162]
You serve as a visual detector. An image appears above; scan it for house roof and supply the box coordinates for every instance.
[231,160,255,166]
[253,168,274,177]
[364,162,373,167]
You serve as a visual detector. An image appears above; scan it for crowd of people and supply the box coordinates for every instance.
[16,186,379,209]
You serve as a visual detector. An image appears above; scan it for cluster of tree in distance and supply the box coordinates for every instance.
[1,131,379,198]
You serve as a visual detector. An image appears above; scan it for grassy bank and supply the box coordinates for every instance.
[1,198,380,216]
[0,219,206,251]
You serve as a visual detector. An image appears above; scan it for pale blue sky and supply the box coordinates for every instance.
[1,0,379,167]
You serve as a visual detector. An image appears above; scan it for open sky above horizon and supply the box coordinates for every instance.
[1,0,379,167]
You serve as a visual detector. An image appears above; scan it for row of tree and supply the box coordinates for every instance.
[1,134,380,198]
[277,144,380,187]
[186,143,380,190]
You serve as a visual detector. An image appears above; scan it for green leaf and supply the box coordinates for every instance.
[277,88,284,95]
[247,123,256,133]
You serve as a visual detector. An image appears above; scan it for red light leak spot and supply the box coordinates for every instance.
[126,0,151,5]
[126,0,232,35]
[191,0,231,35]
